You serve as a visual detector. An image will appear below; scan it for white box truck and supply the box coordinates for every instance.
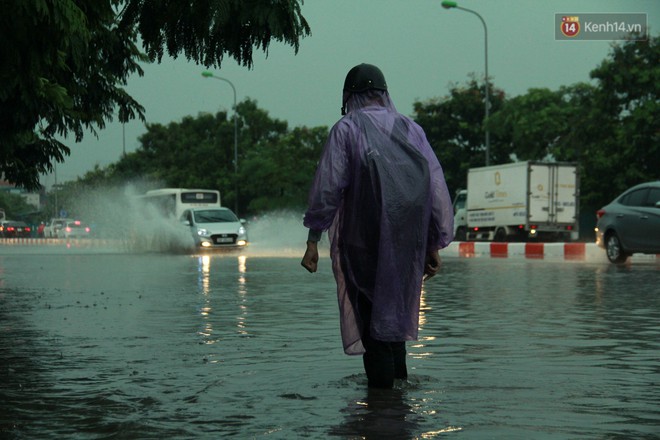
[453,162,579,242]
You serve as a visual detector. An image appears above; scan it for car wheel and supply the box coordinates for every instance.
[494,228,507,242]
[605,232,629,264]
[455,227,467,242]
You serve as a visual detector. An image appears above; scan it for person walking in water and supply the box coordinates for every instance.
[301,63,454,389]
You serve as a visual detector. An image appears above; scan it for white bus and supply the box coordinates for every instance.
[139,188,222,219]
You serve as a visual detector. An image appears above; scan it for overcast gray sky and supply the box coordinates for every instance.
[45,0,659,186]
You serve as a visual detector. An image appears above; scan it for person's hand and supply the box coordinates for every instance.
[423,250,441,281]
[301,241,319,273]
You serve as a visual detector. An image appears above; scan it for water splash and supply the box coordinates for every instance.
[67,183,195,253]
[68,186,313,256]
[243,210,308,258]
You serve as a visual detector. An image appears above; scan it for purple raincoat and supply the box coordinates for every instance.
[304,90,453,355]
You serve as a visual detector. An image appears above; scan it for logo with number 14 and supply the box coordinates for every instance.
[561,16,580,37]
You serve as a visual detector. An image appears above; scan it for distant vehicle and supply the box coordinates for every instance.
[44,218,73,238]
[453,162,579,242]
[596,181,660,263]
[59,220,92,239]
[180,207,248,249]
[138,188,222,220]
[0,220,32,238]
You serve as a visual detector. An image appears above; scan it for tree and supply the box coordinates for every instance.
[0,0,310,191]
[413,76,506,194]
[1,1,145,191]
[0,191,37,220]
[489,87,578,161]
[553,34,659,209]
[239,126,326,212]
[120,0,310,68]
[414,34,657,212]
[75,98,327,216]
[584,33,659,206]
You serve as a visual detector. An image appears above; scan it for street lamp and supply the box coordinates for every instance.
[441,1,490,166]
[201,71,239,214]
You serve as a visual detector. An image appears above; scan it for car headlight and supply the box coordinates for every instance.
[197,228,210,237]
[238,226,247,237]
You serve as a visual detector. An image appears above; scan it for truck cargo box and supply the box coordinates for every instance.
[455,161,579,241]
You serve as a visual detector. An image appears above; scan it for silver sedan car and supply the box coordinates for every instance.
[596,181,660,263]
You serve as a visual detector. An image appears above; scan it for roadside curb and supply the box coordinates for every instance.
[2,238,657,263]
[0,238,115,247]
[440,242,659,262]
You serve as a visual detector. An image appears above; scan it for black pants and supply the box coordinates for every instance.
[356,293,408,389]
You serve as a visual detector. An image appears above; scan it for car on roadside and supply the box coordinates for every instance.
[44,218,73,238]
[0,220,32,238]
[595,181,660,263]
[180,207,248,249]
[59,220,92,239]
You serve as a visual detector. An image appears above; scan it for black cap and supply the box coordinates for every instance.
[343,63,387,93]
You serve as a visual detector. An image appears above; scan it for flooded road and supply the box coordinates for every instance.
[1,241,659,439]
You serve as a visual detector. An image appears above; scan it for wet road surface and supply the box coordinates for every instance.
[1,243,659,439]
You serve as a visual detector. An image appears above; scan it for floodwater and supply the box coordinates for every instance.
[1,230,659,438]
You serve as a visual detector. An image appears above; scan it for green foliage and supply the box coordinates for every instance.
[0,0,142,189]
[240,126,326,212]
[412,76,506,194]
[119,0,311,68]
[0,0,147,190]
[0,192,36,219]
[67,99,327,216]
[414,34,658,214]
[583,34,660,206]
[0,0,310,191]
[489,87,577,161]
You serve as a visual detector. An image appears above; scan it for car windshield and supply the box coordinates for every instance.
[194,210,238,223]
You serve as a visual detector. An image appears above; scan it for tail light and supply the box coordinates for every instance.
[596,209,605,219]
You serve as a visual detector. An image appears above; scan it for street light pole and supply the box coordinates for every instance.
[201,71,239,214]
[441,1,490,166]
[54,163,58,218]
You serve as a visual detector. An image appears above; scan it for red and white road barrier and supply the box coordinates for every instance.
[441,241,659,262]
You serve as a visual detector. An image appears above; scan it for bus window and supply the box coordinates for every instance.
[141,188,222,219]
[181,191,219,205]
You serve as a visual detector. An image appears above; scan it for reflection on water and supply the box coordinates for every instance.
[330,387,419,438]
[330,384,463,439]
[0,252,659,439]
